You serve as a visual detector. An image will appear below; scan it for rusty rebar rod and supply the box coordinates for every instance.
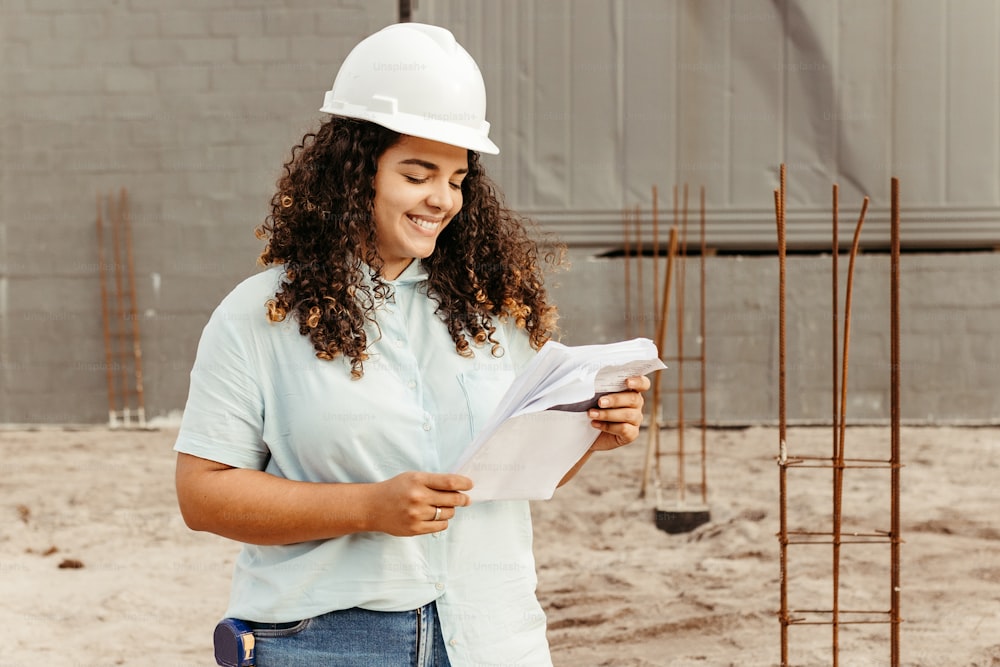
[832,183,839,495]
[623,207,632,340]
[889,177,902,666]
[790,462,893,470]
[652,186,660,353]
[790,614,894,626]
[634,205,644,339]
[775,163,789,667]
[699,185,707,505]
[121,188,146,427]
[638,186,661,499]
[833,196,870,666]
[676,184,689,505]
[790,455,892,463]
[641,226,678,500]
[831,182,840,663]
[666,185,678,488]
[789,531,893,541]
[109,192,131,427]
[830,184,839,663]
[654,229,679,367]
[96,194,117,427]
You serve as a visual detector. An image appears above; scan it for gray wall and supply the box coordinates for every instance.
[553,249,1000,426]
[1,1,998,424]
[0,1,397,423]
[417,0,1000,250]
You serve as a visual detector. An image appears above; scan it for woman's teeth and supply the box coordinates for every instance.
[408,215,440,230]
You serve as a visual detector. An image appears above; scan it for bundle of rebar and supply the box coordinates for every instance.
[96,188,146,429]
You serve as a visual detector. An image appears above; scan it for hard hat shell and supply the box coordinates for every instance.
[320,23,500,155]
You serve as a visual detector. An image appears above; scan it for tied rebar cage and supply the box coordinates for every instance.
[96,188,148,430]
[774,165,903,666]
[628,185,711,534]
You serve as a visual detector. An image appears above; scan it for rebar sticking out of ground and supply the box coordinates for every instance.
[96,194,117,427]
[109,192,131,425]
[775,167,902,667]
[832,196,870,666]
[652,186,660,351]
[699,186,707,505]
[649,182,711,533]
[774,167,789,666]
[623,207,632,340]
[890,177,902,664]
[96,189,148,430]
[641,225,677,500]
[122,188,146,428]
[634,205,644,339]
[832,184,839,477]
[676,184,688,505]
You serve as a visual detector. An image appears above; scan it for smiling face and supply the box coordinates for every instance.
[372,135,469,280]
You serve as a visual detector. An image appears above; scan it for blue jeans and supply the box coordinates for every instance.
[246,602,452,666]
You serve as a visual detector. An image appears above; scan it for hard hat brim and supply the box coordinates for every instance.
[321,103,500,155]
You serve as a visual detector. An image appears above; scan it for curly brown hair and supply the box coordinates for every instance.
[255,117,564,378]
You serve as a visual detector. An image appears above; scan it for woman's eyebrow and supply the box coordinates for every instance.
[397,158,468,175]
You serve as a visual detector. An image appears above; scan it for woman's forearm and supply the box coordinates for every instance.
[176,453,472,545]
[176,453,377,545]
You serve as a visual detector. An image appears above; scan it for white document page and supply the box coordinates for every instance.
[457,410,598,501]
[453,338,666,501]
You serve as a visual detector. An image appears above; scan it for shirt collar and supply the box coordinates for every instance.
[358,259,429,290]
[384,259,428,287]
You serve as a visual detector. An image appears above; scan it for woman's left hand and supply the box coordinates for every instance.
[586,375,651,451]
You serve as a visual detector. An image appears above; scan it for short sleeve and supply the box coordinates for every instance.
[500,319,539,374]
[173,301,270,470]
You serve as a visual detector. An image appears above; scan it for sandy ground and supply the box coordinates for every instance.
[2,425,999,666]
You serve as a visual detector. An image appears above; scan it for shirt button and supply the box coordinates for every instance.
[435,582,445,591]
[422,423,432,431]
[449,639,458,647]
[432,532,439,539]
[407,380,416,389]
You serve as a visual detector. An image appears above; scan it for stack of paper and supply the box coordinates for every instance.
[453,338,666,501]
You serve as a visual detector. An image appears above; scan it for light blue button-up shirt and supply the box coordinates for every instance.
[175,260,553,665]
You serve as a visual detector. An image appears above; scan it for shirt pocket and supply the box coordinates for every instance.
[457,367,516,439]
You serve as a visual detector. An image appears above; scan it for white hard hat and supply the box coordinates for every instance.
[320,22,499,155]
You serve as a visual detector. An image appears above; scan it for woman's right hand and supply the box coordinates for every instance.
[370,472,474,536]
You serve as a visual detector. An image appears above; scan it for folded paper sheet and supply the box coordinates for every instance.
[453,338,666,501]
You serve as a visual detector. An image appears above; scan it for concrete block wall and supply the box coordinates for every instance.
[0,1,397,423]
[552,250,1000,426]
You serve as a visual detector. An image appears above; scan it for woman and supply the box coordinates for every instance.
[174,22,649,666]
